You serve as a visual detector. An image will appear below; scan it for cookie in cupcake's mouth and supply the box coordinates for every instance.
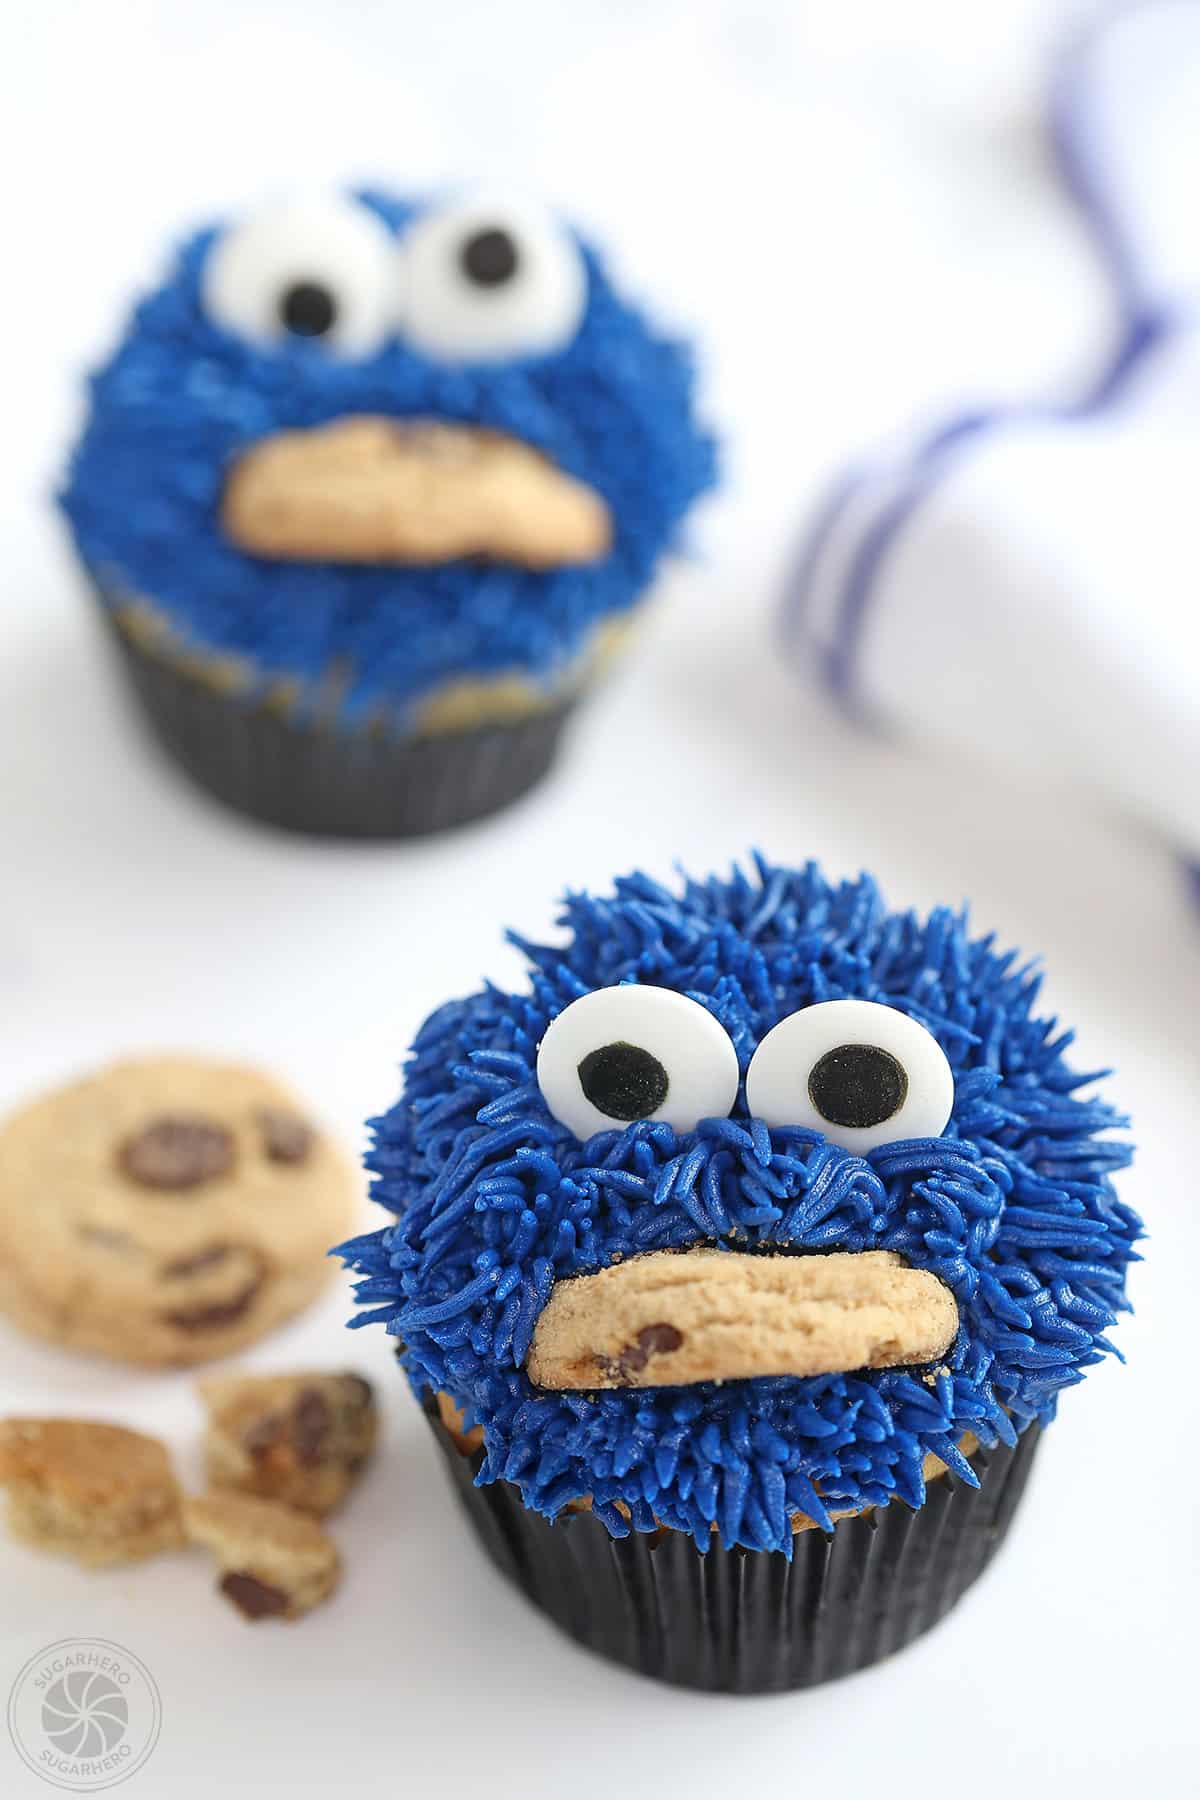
[526,1246,959,1390]
[221,414,613,570]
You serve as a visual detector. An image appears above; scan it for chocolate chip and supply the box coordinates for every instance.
[242,1412,286,1458]
[291,1390,332,1467]
[161,1243,233,1280]
[161,1272,263,1333]
[598,1322,684,1384]
[624,1322,684,1371]
[220,1571,290,1620]
[119,1115,234,1192]
[256,1109,314,1167]
[340,1374,374,1411]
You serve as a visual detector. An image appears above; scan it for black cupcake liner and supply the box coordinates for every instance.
[101,612,574,839]
[424,1396,1041,1693]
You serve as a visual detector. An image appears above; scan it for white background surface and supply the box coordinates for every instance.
[2,3,1196,1796]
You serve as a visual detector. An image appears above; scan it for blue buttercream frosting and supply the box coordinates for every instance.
[60,191,716,723]
[341,858,1141,1554]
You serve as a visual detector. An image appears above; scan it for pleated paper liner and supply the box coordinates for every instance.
[100,606,573,839]
[424,1395,1041,1694]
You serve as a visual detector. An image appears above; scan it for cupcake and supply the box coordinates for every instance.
[342,858,1142,1692]
[61,190,715,837]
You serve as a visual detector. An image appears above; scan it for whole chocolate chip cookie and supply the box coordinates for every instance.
[0,1058,361,1366]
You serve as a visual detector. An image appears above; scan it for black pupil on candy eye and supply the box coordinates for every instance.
[279,281,338,337]
[459,227,519,288]
[577,1042,669,1122]
[808,1044,908,1131]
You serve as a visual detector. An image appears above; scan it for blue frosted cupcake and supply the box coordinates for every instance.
[61,190,715,836]
[342,857,1142,1690]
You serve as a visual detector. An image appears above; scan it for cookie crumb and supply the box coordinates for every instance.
[0,1418,184,1566]
[185,1490,340,1621]
[199,1372,377,1515]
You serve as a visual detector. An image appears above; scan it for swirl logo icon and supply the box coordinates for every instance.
[7,1640,160,1791]
[41,1671,129,1760]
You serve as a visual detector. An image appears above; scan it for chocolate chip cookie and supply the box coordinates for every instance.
[0,1057,360,1366]
[199,1371,377,1516]
[0,1418,184,1565]
[222,416,612,569]
[526,1247,959,1390]
[184,1491,341,1621]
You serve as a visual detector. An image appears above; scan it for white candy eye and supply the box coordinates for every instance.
[536,986,739,1142]
[202,195,396,357]
[399,196,587,363]
[745,999,954,1153]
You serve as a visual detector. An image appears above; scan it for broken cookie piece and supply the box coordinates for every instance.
[0,1418,184,1566]
[184,1491,340,1621]
[198,1371,377,1517]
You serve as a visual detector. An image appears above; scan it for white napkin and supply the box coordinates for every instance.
[782,1,1200,859]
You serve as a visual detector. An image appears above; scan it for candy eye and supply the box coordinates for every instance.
[536,986,739,1142]
[399,196,587,362]
[202,196,396,358]
[745,999,954,1153]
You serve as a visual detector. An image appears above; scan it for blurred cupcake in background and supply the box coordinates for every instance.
[61,189,715,837]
